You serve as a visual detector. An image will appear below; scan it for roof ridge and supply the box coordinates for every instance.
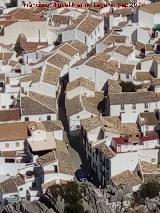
[76,11,89,30]
[26,94,56,112]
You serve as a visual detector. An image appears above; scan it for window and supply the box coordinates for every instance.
[5,143,9,148]
[55,165,58,173]
[132,104,136,110]
[77,115,80,119]
[11,95,14,99]
[151,158,155,162]
[2,106,5,109]
[19,188,23,191]
[25,117,29,121]
[16,142,19,147]
[121,104,125,110]
[85,35,87,45]
[145,103,148,109]
[5,158,15,163]
[47,115,51,121]
[126,74,130,79]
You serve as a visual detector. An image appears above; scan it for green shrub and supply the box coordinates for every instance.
[140,182,160,199]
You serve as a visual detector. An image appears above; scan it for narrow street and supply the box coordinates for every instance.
[58,81,100,187]
[58,84,90,171]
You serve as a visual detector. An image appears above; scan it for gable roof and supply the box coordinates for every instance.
[140,2,160,14]
[69,40,87,55]
[64,12,102,35]
[66,92,104,116]
[59,43,79,57]
[29,91,56,112]
[55,139,74,175]
[0,122,28,142]
[85,54,118,75]
[65,96,83,117]
[47,53,70,69]
[139,112,158,125]
[77,14,102,35]
[43,64,61,86]
[66,77,95,92]
[21,96,55,116]
[114,45,133,56]
[119,64,135,74]
[109,92,157,105]
[37,151,56,167]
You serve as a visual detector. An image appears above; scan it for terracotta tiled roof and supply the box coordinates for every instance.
[135,72,153,81]
[119,64,135,74]
[94,143,115,159]
[47,53,70,69]
[63,12,87,31]
[37,151,56,166]
[21,41,48,52]
[21,96,55,115]
[114,45,133,56]
[0,178,17,193]
[85,55,118,75]
[66,77,95,92]
[69,40,87,55]
[7,8,46,21]
[0,109,21,122]
[108,91,157,105]
[111,170,142,187]
[65,96,83,117]
[59,43,79,57]
[0,122,28,142]
[140,2,160,14]
[77,14,102,35]
[66,92,104,116]
[43,64,60,86]
[139,112,158,125]
[0,174,25,193]
[0,151,16,157]
[55,139,74,175]
[140,161,160,174]
[42,120,64,131]
[108,80,122,94]
[152,78,160,86]
[64,12,102,35]
[103,35,127,45]
[0,52,13,60]
[29,91,56,112]
[52,15,71,26]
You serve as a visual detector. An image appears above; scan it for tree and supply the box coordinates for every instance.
[119,81,136,92]
[49,182,86,213]
[140,182,160,199]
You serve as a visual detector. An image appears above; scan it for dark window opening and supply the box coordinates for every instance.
[5,158,15,163]
[25,117,29,121]
[47,116,51,121]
